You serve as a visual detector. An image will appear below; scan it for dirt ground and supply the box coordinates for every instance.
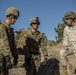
[9,43,76,75]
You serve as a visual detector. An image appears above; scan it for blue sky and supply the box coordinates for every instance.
[0,0,76,41]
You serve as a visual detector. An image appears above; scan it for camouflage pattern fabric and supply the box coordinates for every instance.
[15,28,48,75]
[64,11,76,20]
[15,29,27,68]
[23,28,48,75]
[0,23,11,57]
[30,17,40,25]
[60,23,76,75]
[0,22,18,74]
[5,7,19,17]
[16,29,26,49]
[0,56,3,75]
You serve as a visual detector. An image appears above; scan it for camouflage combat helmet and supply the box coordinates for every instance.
[5,7,20,17]
[64,11,76,20]
[30,17,40,25]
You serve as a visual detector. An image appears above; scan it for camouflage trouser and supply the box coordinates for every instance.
[60,48,76,66]
[60,47,76,75]
[0,57,3,75]
[0,56,9,75]
[25,54,41,75]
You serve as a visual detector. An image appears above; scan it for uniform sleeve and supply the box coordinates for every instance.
[40,34,48,58]
[0,25,10,57]
[63,27,68,46]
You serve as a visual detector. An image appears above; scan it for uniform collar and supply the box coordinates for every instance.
[69,23,76,30]
[30,29,40,35]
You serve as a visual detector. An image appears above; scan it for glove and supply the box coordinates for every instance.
[6,56,12,69]
[13,56,18,66]
[42,58,48,65]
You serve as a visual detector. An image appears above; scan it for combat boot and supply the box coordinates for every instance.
[62,66,68,75]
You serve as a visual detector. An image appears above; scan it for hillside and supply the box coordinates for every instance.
[9,42,76,75]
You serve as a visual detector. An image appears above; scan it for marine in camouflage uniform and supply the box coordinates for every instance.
[0,7,20,75]
[23,17,48,75]
[60,11,76,75]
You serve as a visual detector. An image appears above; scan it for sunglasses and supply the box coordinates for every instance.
[32,23,39,25]
[65,18,70,20]
[13,16,18,19]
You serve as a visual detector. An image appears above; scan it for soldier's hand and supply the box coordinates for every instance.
[6,56,12,69]
[63,45,69,51]
[44,58,47,61]
[43,58,47,65]
[13,56,18,66]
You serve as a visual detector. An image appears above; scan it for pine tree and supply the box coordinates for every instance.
[54,18,66,43]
